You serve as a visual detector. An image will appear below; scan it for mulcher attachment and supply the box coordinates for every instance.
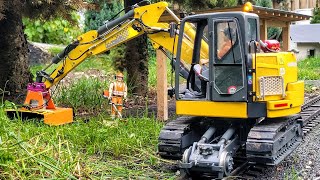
[5,82,73,126]
[246,115,302,165]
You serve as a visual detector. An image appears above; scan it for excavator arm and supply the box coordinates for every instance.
[7,1,208,125]
[38,1,208,89]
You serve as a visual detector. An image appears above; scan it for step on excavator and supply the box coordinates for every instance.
[6,1,304,178]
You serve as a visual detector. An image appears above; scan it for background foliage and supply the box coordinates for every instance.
[311,1,320,24]
[23,16,81,44]
[171,0,238,11]
[84,1,123,32]
[84,1,126,71]
[255,0,281,39]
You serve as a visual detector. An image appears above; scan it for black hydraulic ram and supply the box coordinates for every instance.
[97,9,134,36]
[50,9,134,66]
[37,10,135,83]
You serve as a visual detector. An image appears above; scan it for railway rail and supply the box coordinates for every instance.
[228,95,320,179]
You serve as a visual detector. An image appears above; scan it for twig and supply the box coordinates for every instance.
[1,80,10,104]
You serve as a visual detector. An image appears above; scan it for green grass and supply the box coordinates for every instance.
[0,106,175,179]
[22,49,179,179]
[12,53,178,179]
[298,57,320,80]
[284,166,302,180]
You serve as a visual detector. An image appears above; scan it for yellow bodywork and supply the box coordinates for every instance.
[6,108,73,126]
[176,52,304,119]
[176,101,248,118]
[253,52,304,118]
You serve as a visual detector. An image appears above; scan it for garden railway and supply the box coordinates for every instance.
[3,1,318,178]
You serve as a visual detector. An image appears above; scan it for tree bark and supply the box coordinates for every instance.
[124,0,148,97]
[0,1,31,102]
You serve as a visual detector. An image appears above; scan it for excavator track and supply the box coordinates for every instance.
[246,115,302,165]
[158,116,202,159]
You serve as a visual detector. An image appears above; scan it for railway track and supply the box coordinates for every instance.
[226,95,320,179]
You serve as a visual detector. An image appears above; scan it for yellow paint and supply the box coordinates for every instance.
[5,108,73,126]
[44,2,207,88]
[176,101,248,118]
[243,2,253,12]
[267,106,301,118]
[251,52,303,118]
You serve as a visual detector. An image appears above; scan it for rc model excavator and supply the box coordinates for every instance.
[6,1,304,178]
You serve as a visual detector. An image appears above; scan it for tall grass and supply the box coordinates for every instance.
[10,48,181,179]
[0,107,175,179]
[54,77,110,114]
[298,57,320,80]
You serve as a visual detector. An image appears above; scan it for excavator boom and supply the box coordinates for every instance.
[6,1,208,125]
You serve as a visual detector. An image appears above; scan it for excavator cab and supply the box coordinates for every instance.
[174,12,260,118]
[176,13,252,100]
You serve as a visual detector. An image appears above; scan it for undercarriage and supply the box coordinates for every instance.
[158,116,303,178]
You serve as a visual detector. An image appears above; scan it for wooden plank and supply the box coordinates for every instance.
[260,19,267,41]
[159,6,310,23]
[267,20,287,27]
[282,22,290,51]
[156,49,168,121]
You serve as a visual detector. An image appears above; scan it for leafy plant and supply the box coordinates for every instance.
[84,1,123,32]
[255,0,273,8]
[311,1,320,24]
[84,1,126,71]
[23,14,81,44]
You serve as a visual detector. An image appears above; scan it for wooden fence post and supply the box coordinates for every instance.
[156,49,168,121]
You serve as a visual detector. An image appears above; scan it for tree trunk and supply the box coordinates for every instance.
[0,1,31,102]
[124,0,148,97]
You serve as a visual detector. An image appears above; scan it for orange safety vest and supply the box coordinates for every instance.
[112,82,126,96]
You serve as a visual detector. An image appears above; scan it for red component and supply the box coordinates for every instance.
[261,40,280,52]
[274,103,288,108]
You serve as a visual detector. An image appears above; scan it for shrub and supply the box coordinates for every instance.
[23,15,81,44]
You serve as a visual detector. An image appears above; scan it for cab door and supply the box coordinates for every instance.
[210,18,247,102]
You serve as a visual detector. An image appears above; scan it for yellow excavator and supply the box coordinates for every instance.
[6,1,304,178]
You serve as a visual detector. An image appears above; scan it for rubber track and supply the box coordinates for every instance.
[158,116,200,159]
[236,95,320,178]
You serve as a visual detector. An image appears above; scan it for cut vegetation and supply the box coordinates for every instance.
[0,108,176,179]
[0,44,318,178]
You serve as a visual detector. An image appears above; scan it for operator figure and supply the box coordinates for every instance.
[109,72,127,119]
[198,27,236,66]
[194,27,236,80]
[217,28,236,59]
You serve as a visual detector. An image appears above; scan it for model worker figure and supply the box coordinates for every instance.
[109,72,127,119]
